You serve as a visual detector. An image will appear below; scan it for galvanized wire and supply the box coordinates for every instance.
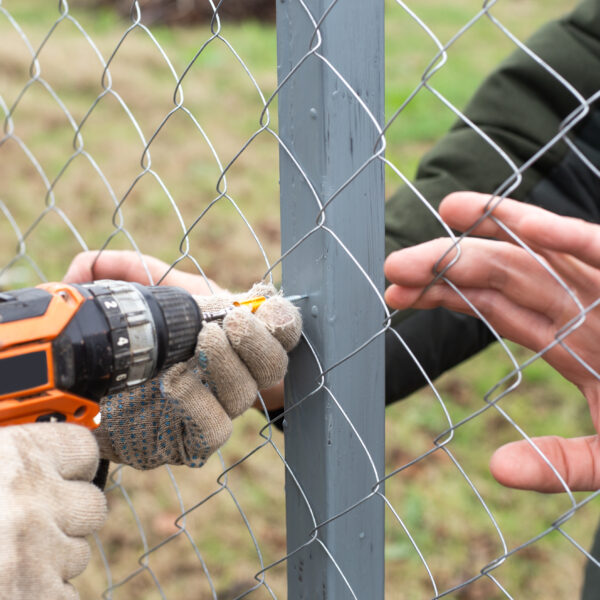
[0,0,598,598]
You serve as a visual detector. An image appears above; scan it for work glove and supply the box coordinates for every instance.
[93,283,302,469]
[0,423,107,600]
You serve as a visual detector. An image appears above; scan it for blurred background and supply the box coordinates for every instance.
[0,1,594,598]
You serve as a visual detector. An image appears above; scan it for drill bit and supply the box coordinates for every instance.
[202,294,308,323]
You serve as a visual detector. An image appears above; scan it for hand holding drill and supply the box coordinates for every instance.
[0,251,302,598]
[0,251,302,469]
[93,280,301,469]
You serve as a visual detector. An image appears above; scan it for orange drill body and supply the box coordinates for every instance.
[0,283,100,428]
[0,280,203,429]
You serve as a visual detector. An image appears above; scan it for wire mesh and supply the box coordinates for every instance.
[0,0,598,598]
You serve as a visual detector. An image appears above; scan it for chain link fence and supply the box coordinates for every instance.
[1,0,598,598]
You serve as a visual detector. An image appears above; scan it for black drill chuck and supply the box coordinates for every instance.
[53,281,202,401]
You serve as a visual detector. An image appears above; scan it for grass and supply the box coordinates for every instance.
[384,340,594,598]
[0,0,594,598]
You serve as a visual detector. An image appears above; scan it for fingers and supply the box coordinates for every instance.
[384,237,574,323]
[187,295,300,416]
[245,281,278,300]
[490,435,600,493]
[56,480,107,537]
[224,306,289,390]
[49,424,100,482]
[194,286,303,352]
[6,424,100,483]
[194,322,258,418]
[60,537,93,582]
[0,506,95,598]
[100,371,233,469]
[64,250,167,284]
[255,295,302,351]
[386,283,553,351]
[439,192,541,239]
[42,529,92,586]
[438,193,600,301]
[440,192,600,268]
[162,363,233,464]
[63,250,219,294]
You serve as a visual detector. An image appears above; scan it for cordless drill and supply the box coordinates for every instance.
[0,280,266,429]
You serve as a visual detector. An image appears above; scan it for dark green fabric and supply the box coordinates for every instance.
[528,110,600,221]
[582,524,600,599]
[385,108,600,407]
[385,0,600,404]
[384,0,600,257]
[381,1,600,594]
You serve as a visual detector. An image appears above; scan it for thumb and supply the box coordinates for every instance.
[490,435,600,493]
[63,250,170,284]
[63,250,221,294]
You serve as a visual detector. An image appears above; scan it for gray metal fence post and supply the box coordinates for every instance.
[277,0,386,597]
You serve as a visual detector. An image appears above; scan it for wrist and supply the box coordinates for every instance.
[255,380,285,412]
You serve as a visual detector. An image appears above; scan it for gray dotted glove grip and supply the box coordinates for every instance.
[94,283,302,469]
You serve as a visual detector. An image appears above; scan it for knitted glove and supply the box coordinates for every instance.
[0,424,107,600]
[93,283,302,469]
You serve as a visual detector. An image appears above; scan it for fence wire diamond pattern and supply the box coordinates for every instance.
[0,0,598,598]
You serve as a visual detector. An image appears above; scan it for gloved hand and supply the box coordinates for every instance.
[0,423,107,600]
[93,283,302,469]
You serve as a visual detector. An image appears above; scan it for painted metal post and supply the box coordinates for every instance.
[277,0,386,598]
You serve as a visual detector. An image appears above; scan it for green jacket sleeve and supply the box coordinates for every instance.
[385,0,600,256]
[385,0,600,404]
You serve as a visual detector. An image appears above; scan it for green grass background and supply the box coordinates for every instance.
[0,0,595,598]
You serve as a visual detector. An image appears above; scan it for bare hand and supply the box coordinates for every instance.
[64,250,221,295]
[384,192,600,492]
